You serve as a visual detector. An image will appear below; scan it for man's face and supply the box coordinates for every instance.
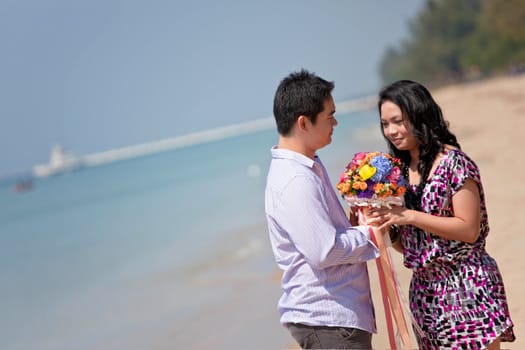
[306,96,338,151]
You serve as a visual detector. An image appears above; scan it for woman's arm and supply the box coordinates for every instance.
[371,178,481,243]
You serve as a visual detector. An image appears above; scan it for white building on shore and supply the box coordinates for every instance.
[32,144,83,178]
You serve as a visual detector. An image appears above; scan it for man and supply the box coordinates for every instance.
[265,69,379,349]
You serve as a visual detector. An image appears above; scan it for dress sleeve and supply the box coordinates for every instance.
[448,150,481,196]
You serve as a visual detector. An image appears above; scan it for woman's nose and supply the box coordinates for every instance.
[386,124,397,135]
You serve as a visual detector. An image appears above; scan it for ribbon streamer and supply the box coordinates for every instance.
[368,226,416,350]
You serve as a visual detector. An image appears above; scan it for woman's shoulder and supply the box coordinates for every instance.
[442,147,482,184]
[443,147,477,166]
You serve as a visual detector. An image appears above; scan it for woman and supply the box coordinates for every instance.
[367,80,515,349]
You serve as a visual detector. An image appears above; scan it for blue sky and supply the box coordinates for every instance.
[0,0,423,177]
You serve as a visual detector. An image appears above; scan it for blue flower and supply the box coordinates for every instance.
[370,155,393,182]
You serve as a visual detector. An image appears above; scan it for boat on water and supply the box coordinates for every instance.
[13,179,34,193]
[32,144,83,178]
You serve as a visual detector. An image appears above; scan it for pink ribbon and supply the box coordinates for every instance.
[368,226,414,349]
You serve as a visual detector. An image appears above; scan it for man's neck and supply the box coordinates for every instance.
[277,136,315,159]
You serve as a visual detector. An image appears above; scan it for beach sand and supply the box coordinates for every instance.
[280,74,525,349]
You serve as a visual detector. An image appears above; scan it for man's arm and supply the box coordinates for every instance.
[275,175,378,269]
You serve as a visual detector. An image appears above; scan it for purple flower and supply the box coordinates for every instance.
[397,176,407,187]
[357,189,374,198]
[357,180,376,198]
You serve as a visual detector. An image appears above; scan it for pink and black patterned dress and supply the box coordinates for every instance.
[400,149,515,349]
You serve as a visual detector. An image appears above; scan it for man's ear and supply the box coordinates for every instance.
[297,115,309,131]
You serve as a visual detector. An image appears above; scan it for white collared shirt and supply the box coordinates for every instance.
[265,147,379,333]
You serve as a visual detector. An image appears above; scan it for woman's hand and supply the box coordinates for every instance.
[357,206,383,226]
[365,206,412,231]
[348,206,375,226]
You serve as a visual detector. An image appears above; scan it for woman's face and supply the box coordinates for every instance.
[380,100,418,151]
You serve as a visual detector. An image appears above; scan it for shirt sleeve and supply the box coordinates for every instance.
[275,174,379,270]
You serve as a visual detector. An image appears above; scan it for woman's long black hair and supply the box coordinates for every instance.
[378,80,461,188]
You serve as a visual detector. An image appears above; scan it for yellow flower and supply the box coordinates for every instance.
[358,164,376,181]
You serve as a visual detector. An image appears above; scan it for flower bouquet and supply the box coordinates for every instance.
[336,151,406,208]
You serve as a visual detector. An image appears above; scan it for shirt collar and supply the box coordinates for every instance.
[270,146,319,168]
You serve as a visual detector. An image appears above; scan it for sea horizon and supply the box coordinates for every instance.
[1,95,376,186]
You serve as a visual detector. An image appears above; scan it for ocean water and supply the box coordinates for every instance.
[0,109,384,349]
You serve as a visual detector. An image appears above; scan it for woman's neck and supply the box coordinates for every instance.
[409,148,419,165]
